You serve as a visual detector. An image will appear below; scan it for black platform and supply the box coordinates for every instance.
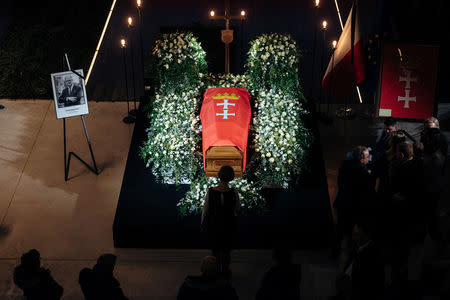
[113,104,334,248]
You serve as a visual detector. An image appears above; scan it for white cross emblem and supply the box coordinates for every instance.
[216,99,235,110]
[398,90,416,108]
[399,69,417,89]
[216,110,235,119]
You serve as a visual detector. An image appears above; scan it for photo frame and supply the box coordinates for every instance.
[51,69,89,119]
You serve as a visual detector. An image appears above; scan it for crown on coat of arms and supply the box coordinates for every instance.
[212,93,240,100]
[396,50,422,70]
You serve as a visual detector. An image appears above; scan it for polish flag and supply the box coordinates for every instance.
[321,3,366,100]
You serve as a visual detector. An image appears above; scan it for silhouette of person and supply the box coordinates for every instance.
[255,247,301,300]
[78,253,128,300]
[177,255,239,300]
[333,220,385,300]
[201,166,240,277]
[13,249,64,300]
[58,75,82,107]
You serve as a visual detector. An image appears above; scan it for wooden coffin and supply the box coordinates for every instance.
[205,146,243,177]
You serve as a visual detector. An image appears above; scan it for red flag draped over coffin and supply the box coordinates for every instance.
[200,87,251,177]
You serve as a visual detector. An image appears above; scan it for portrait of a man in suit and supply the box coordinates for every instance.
[58,75,82,107]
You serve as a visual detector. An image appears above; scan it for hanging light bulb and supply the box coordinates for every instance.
[332,40,337,49]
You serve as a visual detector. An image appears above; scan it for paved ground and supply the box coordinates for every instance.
[0,100,340,300]
[0,99,448,299]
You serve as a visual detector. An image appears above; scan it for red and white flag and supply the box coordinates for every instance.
[321,3,366,100]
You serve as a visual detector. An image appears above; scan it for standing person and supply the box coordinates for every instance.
[421,126,446,242]
[177,256,239,300]
[255,247,301,300]
[371,117,398,165]
[58,75,82,107]
[333,146,375,268]
[78,254,128,300]
[201,166,240,277]
[389,142,425,281]
[421,117,448,157]
[332,220,385,300]
[13,249,64,300]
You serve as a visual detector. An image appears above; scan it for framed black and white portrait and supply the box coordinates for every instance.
[51,70,89,119]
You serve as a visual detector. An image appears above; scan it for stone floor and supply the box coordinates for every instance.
[0,99,448,299]
[0,99,341,300]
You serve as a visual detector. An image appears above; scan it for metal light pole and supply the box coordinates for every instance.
[137,0,145,92]
[127,17,138,117]
[310,0,320,100]
[328,40,337,117]
[318,20,327,113]
[121,39,135,124]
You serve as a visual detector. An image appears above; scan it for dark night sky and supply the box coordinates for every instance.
[1,0,449,102]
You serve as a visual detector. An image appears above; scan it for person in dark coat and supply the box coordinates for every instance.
[13,249,64,300]
[388,142,426,281]
[333,146,375,264]
[371,117,398,165]
[334,220,385,300]
[421,117,448,157]
[201,166,240,276]
[255,247,301,300]
[177,256,238,300]
[78,253,128,300]
[421,126,446,242]
[58,75,82,107]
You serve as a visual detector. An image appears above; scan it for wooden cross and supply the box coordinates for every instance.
[210,0,246,74]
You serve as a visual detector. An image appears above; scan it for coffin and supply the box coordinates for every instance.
[205,146,243,177]
[200,87,251,178]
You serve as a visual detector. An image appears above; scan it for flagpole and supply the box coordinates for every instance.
[333,0,363,104]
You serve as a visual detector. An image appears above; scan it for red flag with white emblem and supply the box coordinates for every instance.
[378,43,439,119]
[200,87,251,170]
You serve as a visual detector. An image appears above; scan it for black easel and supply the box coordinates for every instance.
[62,53,99,181]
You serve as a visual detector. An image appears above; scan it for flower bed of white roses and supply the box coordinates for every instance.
[254,89,310,186]
[152,32,206,70]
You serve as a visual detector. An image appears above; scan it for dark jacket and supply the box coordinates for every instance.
[79,267,128,300]
[255,263,301,300]
[349,241,385,300]
[58,84,82,106]
[334,160,376,219]
[177,275,238,300]
[14,266,63,300]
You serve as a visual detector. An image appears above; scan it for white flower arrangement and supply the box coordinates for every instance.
[253,89,310,185]
[152,32,206,67]
[142,88,202,184]
[142,32,311,216]
[178,176,265,215]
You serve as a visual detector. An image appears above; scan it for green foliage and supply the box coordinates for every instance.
[0,1,107,99]
[151,32,207,95]
[247,33,301,98]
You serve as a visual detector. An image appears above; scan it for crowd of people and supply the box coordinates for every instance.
[332,116,448,300]
[12,166,301,300]
[10,117,448,299]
